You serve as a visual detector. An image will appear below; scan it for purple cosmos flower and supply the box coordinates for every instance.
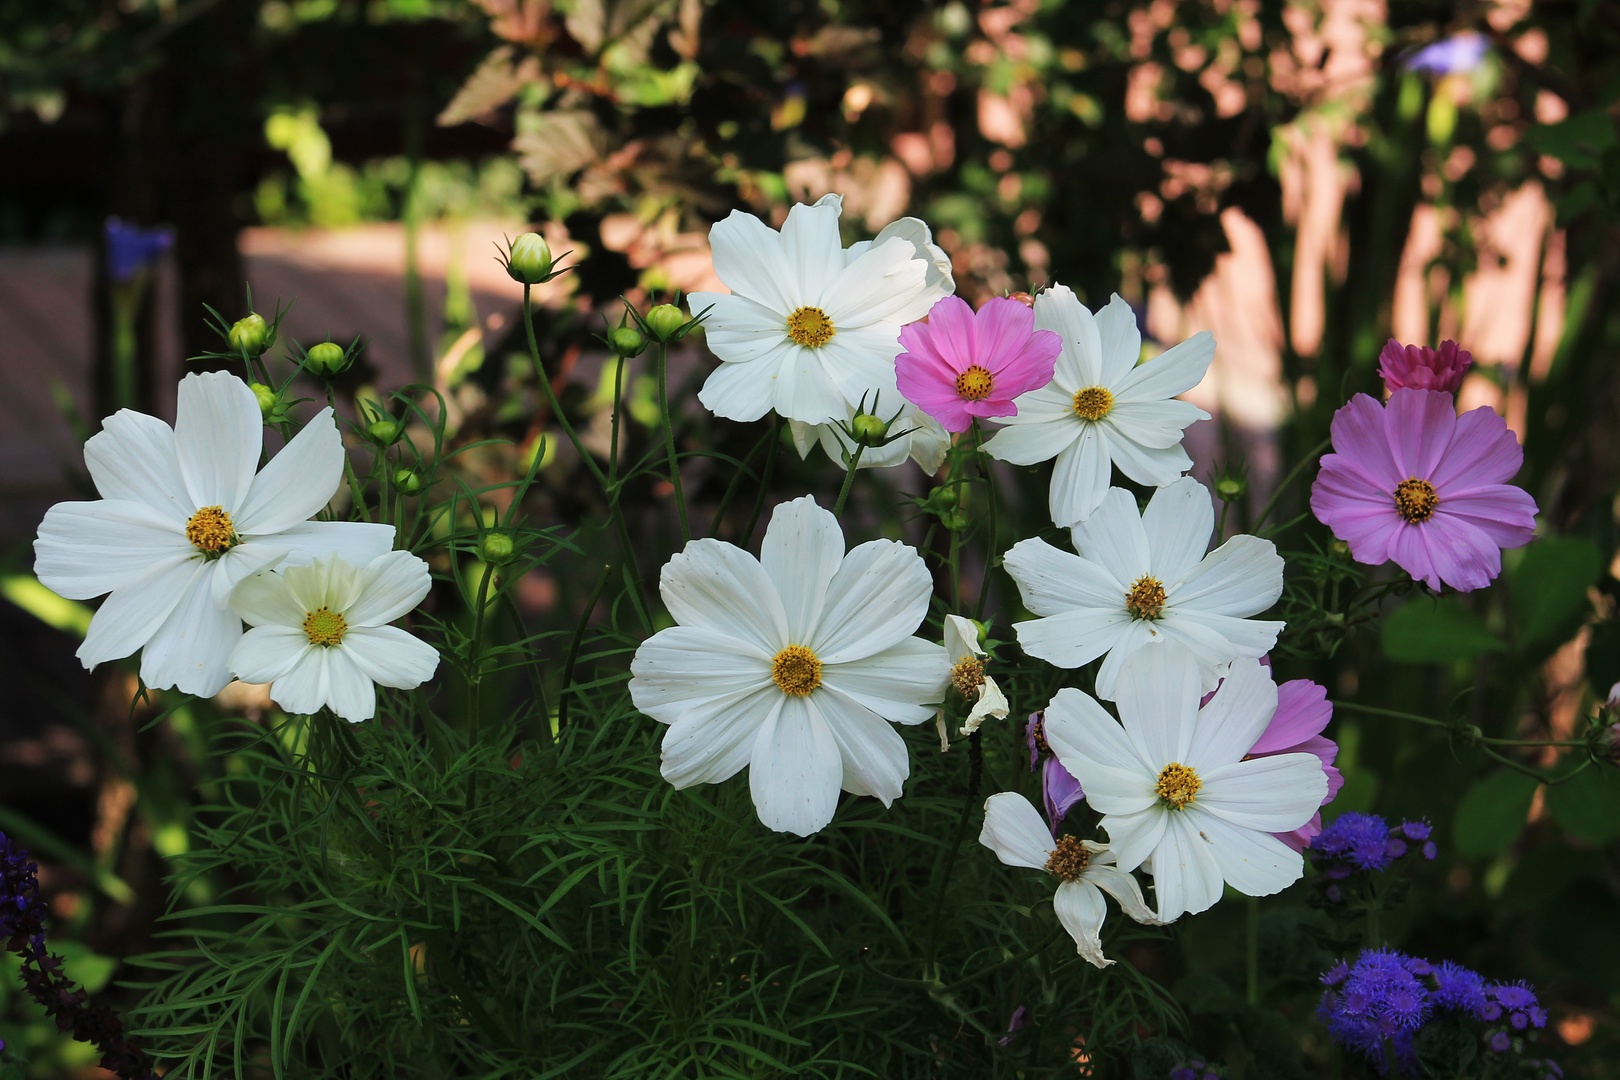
[104,218,173,284]
[1377,339,1473,394]
[1310,389,1537,592]
[895,295,1060,433]
[1402,32,1489,77]
[1242,678,1341,851]
[1024,712,1084,832]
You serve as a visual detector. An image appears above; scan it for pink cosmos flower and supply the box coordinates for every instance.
[895,295,1060,433]
[1309,389,1537,592]
[1244,679,1342,852]
[1377,338,1472,394]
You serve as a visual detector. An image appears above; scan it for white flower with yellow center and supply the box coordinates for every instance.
[690,194,954,426]
[628,495,952,836]
[33,372,395,696]
[943,614,1008,739]
[1041,646,1326,924]
[227,551,439,722]
[979,791,1159,967]
[982,287,1214,528]
[1002,476,1283,700]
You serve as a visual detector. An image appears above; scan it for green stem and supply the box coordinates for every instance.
[523,288,607,490]
[325,385,371,522]
[1332,700,1586,748]
[926,731,982,966]
[464,556,495,810]
[740,416,782,547]
[972,422,998,623]
[655,341,690,542]
[1245,896,1260,1006]
[1254,436,1332,533]
[558,563,612,734]
[832,443,866,516]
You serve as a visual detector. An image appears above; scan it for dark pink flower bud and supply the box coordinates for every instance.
[1377,338,1473,394]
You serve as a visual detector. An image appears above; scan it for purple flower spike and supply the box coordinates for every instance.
[1310,389,1538,592]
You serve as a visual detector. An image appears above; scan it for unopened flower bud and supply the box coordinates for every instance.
[506,233,553,285]
[644,303,687,342]
[305,341,349,378]
[926,485,959,511]
[942,510,971,533]
[480,532,517,565]
[1215,476,1246,502]
[850,413,889,445]
[392,467,422,495]
[230,312,270,357]
[367,418,403,445]
[1006,291,1035,308]
[609,327,647,358]
[248,382,279,419]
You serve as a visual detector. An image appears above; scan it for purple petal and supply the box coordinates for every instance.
[1248,678,1333,755]
[1384,388,1457,481]
[1041,757,1085,833]
[1429,406,1526,490]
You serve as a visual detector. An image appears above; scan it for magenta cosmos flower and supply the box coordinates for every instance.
[1310,389,1537,592]
[1377,338,1472,394]
[895,295,1060,433]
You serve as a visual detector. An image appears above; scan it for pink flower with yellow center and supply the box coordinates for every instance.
[894,296,1060,433]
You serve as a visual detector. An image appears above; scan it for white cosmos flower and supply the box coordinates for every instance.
[628,495,951,836]
[1041,646,1326,924]
[979,792,1159,967]
[691,194,954,426]
[944,614,1008,738]
[982,287,1213,528]
[1003,476,1283,700]
[228,551,439,722]
[788,394,951,474]
[33,372,395,696]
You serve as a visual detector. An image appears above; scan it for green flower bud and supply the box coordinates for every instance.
[926,485,959,511]
[609,326,647,358]
[392,467,422,495]
[248,382,279,419]
[1215,476,1246,502]
[941,510,971,533]
[305,341,349,378]
[229,312,270,358]
[367,418,403,445]
[644,303,688,342]
[506,233,553,285]
[480,532,517,565]
[850,413,889,446]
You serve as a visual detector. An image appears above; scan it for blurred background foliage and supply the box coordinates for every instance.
[1,0,1619,1076]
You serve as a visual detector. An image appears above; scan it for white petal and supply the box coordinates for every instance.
[1168,534,1284,614]
[708,208,796,313]
[1105,399,1209,444]
[271,520,398,568]
[1197,753,1327,831]
[1102,431,1194,489]
[1146,811,1225,923]
[321,645,378,721]
[1190,811,1305,898]
[1112,642,1203,768]
[1042,687,1156,813]
[1093,294,1143,388]
[779,198,848,301]
[698,347,792,422]
[35,500,188,600]
[233,408,345,535]
[1162,610,1284,670]
[981,414,1076,466]
[1054,880,1113,967]
[345,551,433,627]
[77,557,198,666]
[341,626,438,689]
[810,539,932,664]
[229,567,308,628]
[769,346,855,426]
[1140,477,1213,588]
[813,691,910,804]
[1003,538,1126,614]
[979,792,1056,870]
[821,236,931,327]
[139,562,242,696]
[173,372,262,513]
[281,555,364,617]
[629,625,772,724]
[659,538,790,651]
[864,215,954,296]
[825,325,912,399]
[1012,608,1132,671]
[1070,488,1152,588]
[1098,808,1167,875]
[943,614,982,662]
[209,542,290,606]
[659,685,779,788]
[1187,658,1278,769]
[1092,619,1163,701]
[961,676,1009,735]
[690,291,792,364]
[267,647,333,716]
[1113,331,1215,402]
[818,637,950,725]
[750,696,842,836]
[759,496,844,637]
[1049,426,1113,527]
[1086,863,1161,925]
[83,410,189,521]
[1033,285,1105,387]
[229,625,311,683]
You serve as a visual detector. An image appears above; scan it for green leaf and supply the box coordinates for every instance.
[1528,109,1619,168]
[1452,771,1537,859]
[1510,537,1602,657]
[1545,767,1620,846]
[1382,598,1502,663]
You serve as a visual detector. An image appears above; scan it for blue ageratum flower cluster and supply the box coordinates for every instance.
[1309,812,1435,902]
[1169,1058,1221,1080]
[1319,948,1560,1078]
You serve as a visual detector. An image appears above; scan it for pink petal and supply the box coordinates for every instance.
[1429,406,1525,490]
[1432,486,1537,549]
[1311,459,1402,565]
[916,295,978,374]
[1384,388,1457,480]
[1326,395,1401,490]
[1248,679,1332,755]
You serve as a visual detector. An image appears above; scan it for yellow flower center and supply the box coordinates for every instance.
[950,656,986,698]
[786,306,836,348]
[185,505,238,556]
[1043,835,1091,881]
[1154,762,1201,809]
[1072,385,1114,421]
[303,606,348,647]
[954,365,995,401]
[1393,478,1439,524]
[771,644,822,696]
[1124,575,1167,620]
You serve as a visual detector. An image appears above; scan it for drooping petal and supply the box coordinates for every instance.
[345,551,434,627]
[749,695,842,836]
[811,539,932,664]
[173,372,262,513]
[82,410,190,522]
[139,562,243,696]
[819,637,950,725]
[1086,862,1160,925]
[1054,880,1114,967]
[963,675,1010,735]
[233,408,345,535]
[77,556,198,667]
[35,500,189,600]
[759,496,845,638]
[228,625,311,684]
[1187,658,1280,769]
[814,691,910,804]
[1140,477,1214,588]
[659,538,790,652]
[340,625,439,689]
[979,792,1055,870]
